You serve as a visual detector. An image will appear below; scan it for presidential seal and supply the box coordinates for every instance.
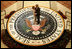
[7,5,65,46]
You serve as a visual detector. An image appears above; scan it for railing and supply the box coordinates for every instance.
[65,11,71,31]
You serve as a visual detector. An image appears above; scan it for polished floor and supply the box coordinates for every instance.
[1,1,71,48]
[1,1,71,11]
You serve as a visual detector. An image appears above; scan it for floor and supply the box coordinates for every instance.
[1,1,71,11]
[1,1,17,11]
[1,1,71,48]
[57,1,71,9]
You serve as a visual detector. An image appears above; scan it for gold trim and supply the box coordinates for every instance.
[7,6,65,46]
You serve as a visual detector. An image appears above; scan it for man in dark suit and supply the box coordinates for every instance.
[35,4,40,24]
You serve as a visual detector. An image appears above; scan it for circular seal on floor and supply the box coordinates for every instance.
[7,6,65,46]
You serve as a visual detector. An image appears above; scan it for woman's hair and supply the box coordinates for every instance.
[32,6,35,9]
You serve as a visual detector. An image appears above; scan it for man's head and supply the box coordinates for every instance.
[35,4,39,8]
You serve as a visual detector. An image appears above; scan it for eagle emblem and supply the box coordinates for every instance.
[25,18,47,35]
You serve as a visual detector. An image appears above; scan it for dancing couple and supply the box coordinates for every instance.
[32,4,40,25]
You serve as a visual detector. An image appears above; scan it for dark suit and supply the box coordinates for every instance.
[35,7,40,24]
